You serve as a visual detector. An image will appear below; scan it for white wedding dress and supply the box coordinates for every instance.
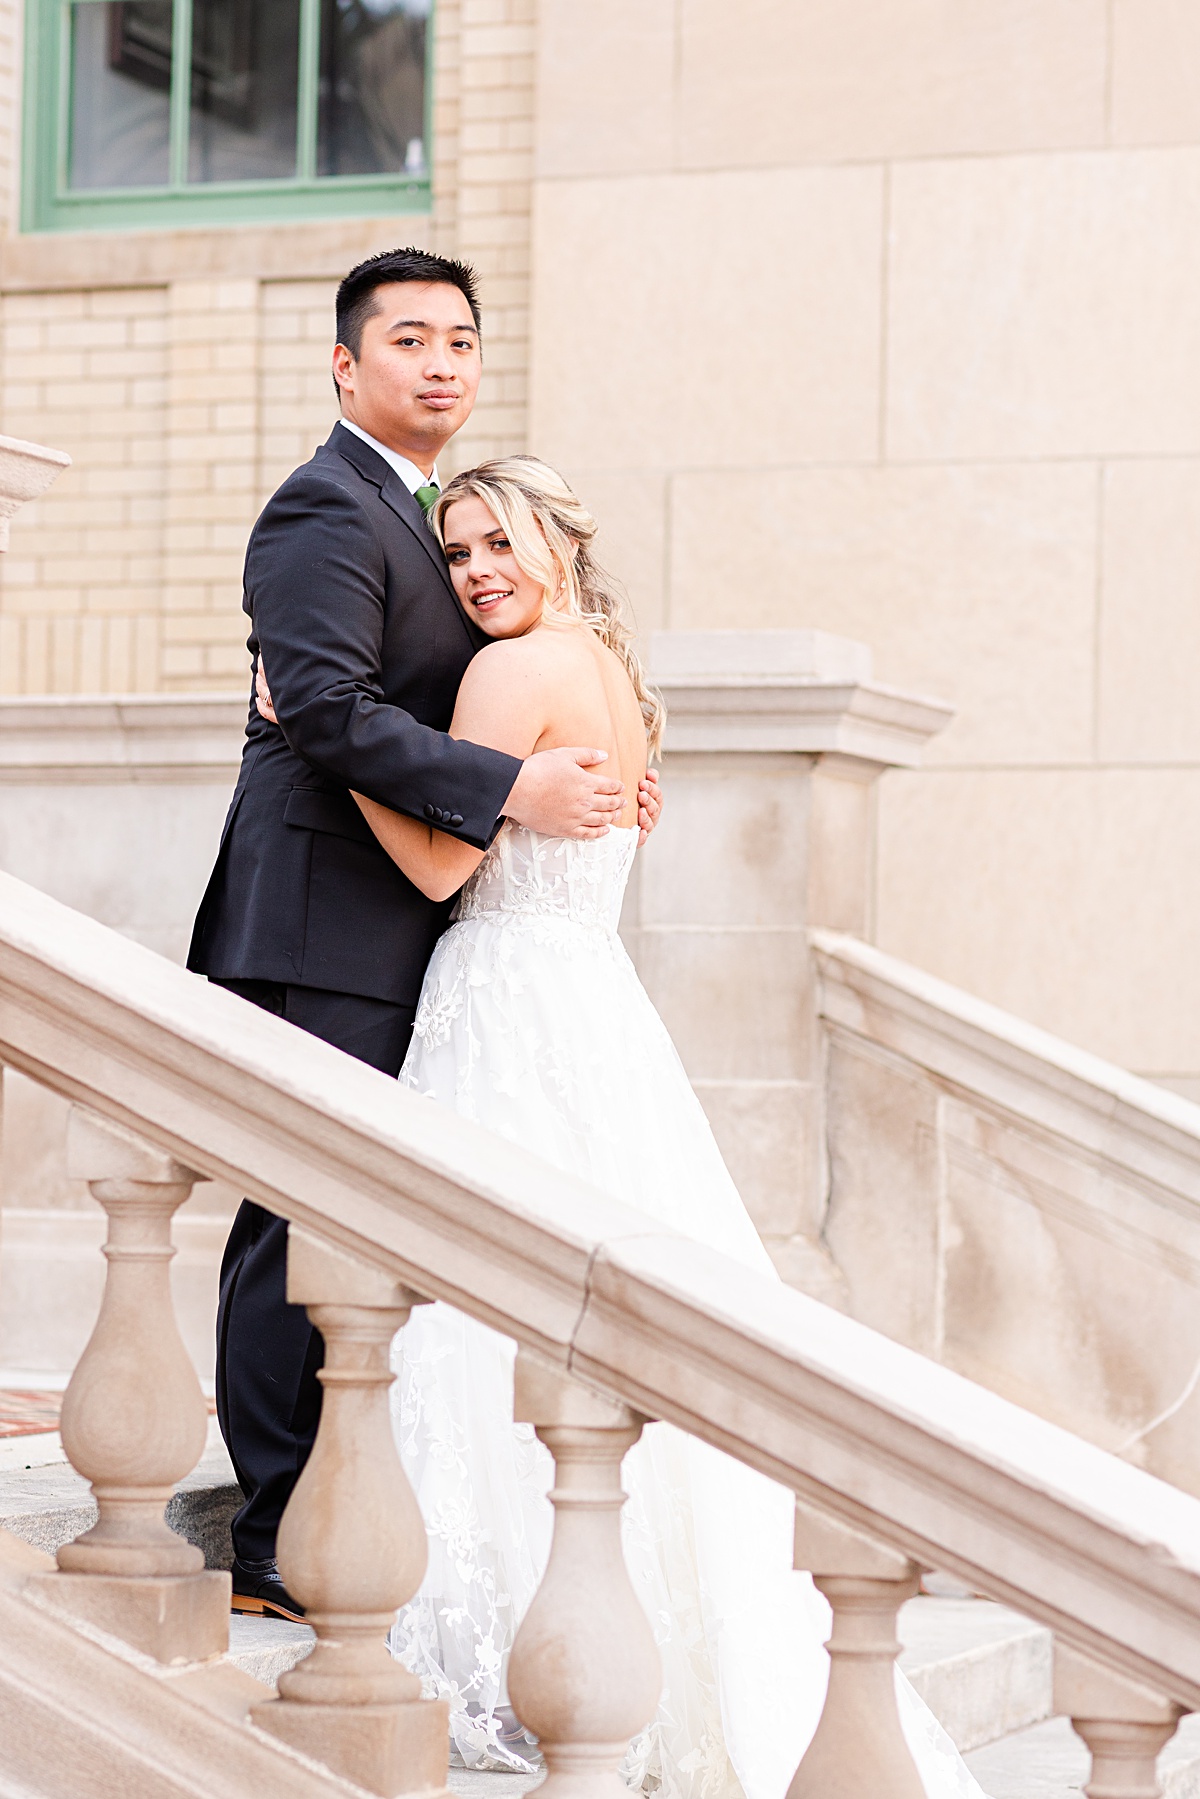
[388,822,985,1799]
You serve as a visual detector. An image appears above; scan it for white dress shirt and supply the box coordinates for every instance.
[337,417,439,496]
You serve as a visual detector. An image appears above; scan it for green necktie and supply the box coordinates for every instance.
[415,483,440,517]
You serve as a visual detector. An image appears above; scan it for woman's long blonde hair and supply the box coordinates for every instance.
[430,456,665,757]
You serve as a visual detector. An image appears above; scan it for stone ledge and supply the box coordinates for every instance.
[0,694,246,783]
[0,216,427,292]
[649,630,953,764]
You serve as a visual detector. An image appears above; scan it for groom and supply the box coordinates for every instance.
[188,245,660,1620]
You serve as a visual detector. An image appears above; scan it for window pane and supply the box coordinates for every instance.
[318,0,427,178]
[69,0,172,190]
[188,0,300,183]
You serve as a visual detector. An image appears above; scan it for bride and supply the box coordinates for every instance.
[334,457,983,1799]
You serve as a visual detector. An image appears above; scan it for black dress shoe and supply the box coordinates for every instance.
[230,1556,306,1622]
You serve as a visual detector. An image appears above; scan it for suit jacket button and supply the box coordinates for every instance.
[449,814,464,827]
[435,807,448,822]
[423,804,436,819]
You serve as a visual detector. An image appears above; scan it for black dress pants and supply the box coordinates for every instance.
[212,979,415,1563]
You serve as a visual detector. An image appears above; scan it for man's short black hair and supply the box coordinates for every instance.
[335,246,482,359]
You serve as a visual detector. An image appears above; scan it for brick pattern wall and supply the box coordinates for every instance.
[0,288,167,693]
[0,0,539,694]
[443,0,536,473]
[257,279,342,507]
[162,281,261,687]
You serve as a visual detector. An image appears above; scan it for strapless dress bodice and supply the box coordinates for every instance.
[454,821,637,936]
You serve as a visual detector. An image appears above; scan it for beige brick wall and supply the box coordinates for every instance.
[0,0,538,692]
[0,286,166,692]
[439,0,535,472]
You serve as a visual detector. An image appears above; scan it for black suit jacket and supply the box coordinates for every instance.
[188,424,522,1005]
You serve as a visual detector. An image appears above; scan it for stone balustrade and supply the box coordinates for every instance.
[1,869,1200,1797]
[811,928,1200,1502]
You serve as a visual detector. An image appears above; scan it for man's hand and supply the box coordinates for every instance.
[255,660,279,725]
[637,769,662,848]
[505,747,624,839]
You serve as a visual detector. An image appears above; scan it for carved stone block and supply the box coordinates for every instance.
[251,1694,451,1798]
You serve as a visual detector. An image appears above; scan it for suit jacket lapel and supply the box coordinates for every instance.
[327,423,463,605]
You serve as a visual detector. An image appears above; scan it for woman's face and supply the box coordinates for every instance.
[441,495,547,639]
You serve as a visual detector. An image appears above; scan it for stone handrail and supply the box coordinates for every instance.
[2,866,1200,1795]
[811,927,1200,1498]
[812,925,1200,1191]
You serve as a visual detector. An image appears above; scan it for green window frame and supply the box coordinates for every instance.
[21,0,433,232]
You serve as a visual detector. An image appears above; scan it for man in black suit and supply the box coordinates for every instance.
[188,247,660,1619]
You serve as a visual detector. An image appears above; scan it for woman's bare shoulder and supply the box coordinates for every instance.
[465,627,588,688]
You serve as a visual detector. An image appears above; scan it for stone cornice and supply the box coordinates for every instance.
[650,631,953,766]
[0,696,246,783]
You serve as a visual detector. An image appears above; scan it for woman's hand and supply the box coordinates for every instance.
[255,660,279,724]
[637,769,663,848]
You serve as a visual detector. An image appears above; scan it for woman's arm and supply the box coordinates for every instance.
[350,794,480,904]
[353,641,553,903]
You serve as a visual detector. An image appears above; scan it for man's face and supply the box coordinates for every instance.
[333,281,482,467]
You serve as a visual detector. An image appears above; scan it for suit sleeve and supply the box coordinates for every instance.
[247,472,521,851]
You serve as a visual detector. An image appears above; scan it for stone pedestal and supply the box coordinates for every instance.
[252,1698,451,1798]
[28,1568,230,1664]
[624,630,951,1294]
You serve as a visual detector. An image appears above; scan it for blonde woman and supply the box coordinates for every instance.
[260,458,979,1799]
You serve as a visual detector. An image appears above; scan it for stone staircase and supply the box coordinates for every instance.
[4,1435,1197,1798]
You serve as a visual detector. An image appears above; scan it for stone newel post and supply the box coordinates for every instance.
[625,631,951,1299]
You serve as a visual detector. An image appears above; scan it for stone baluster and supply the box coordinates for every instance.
[250,1225,447,1798]
[507,1350,661,1799]
[787,1495,925,1799]
[1056,1643,1185,1799]
[25,1105,228,1662]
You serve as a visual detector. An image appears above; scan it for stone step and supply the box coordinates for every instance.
[227,1613,315,1687]
[447,1774,538,1799]
[964,1711,1200,1798]
[899,1596,1052,1752]
[0,1421,239,1568]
